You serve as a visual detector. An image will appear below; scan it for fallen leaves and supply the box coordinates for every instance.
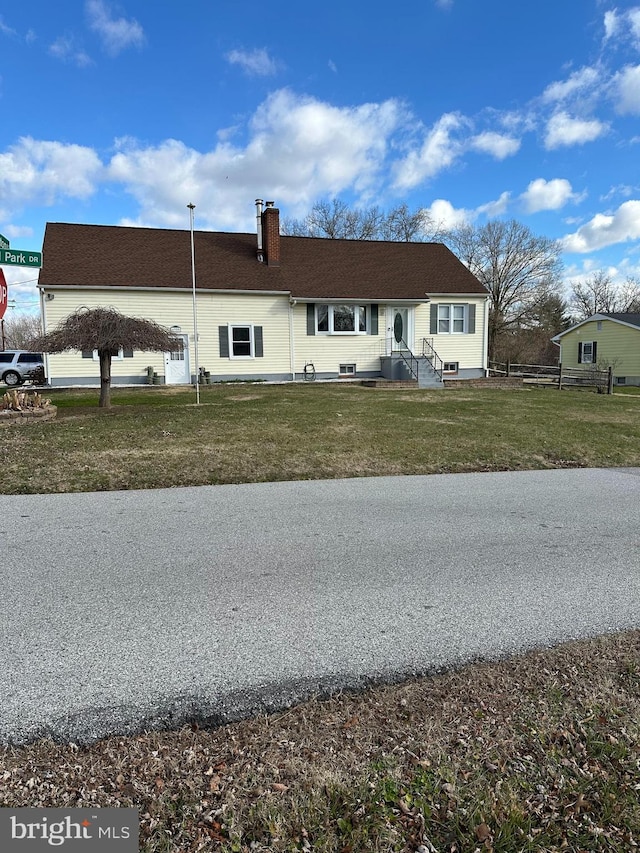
[0,631,638,852]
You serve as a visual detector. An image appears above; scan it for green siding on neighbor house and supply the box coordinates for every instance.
[559,319,640,378]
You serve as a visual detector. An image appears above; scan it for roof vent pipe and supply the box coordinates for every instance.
[255,199,264,255]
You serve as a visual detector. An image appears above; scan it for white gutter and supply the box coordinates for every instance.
[37,285,292,297]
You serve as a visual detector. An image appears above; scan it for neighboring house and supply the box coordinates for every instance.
[552,313,640,386]
[37,200,489,388]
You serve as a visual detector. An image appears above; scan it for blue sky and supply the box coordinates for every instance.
[1,0,640,311]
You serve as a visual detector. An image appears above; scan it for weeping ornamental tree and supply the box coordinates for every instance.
[29,307,181,408]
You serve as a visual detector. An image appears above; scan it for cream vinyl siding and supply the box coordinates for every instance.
[559,319,640,374]
[43,289,291,380]
[421,298,487,368]
[294,303,385,375]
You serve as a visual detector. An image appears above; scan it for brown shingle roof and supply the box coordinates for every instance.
[38,222,486,300]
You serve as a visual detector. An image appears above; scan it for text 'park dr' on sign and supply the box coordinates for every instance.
[0,249,42,268]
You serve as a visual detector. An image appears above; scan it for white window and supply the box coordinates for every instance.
[443,362,459,374]
[581,341,594,364]
[229,325,254,358]
[82,349,133,361]
[339,363,356,376]
[168,341,185,361]
[437,304,466,334]
[316,305,368,334]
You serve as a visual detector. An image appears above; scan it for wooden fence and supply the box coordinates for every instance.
[489,361,613,394]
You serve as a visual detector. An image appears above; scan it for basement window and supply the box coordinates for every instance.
[443,362,459,374]
[617,376,626,385]
[339,363,356,376]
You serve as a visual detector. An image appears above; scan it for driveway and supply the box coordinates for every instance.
[1,467,639,745]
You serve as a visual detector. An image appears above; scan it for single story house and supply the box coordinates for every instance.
[552,312,640,386]
[37,200,489,387]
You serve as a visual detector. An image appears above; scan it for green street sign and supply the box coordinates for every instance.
[0,248,42,267]
[0,235,9,250]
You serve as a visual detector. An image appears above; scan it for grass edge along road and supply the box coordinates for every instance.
[1,631,639,852]
[1,382,640,494]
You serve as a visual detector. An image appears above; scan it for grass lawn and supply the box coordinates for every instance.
[1,382,639,851]
[1,382,640,493]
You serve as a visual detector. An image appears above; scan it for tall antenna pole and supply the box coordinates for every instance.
[188,203,200,405]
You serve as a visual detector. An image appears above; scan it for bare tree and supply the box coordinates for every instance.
[282,199,382,239]
[29,307,180,408]
[571,272,619,319]
[617,276,640,313]
[570,272,640,320]
[2,313,42,349]
[281,199,442,242]
[380,203,444,242]
[445,219,563,360]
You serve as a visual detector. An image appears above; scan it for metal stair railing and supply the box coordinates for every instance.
[422,337,444,381]
[394,338,420,381]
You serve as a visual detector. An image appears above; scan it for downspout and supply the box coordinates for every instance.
[39,287,50,385]
[289,299,297,380]
[483,296,490,376]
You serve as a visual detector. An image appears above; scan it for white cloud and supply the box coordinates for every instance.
[435,0,454,8]
[86,0,144,56]
[108,89,405,230]
[541,66,600,103]
[544,111,607,149]
[423,199,469,229]
[614,64,640,114]
[477,191,511,217]
[520,178,580,213]
[328,59,337,73]
[469,131,520,159]
[4,224,34,239]
[605,6,640,48]
[603,9,620,41]
[562,200,640,252]
[422,192,510,229]
[0,137,102,209]
[225,47,278,76]
[600,184,635,201]
[630,8,640,45]
[0,16,17,38]
[393,113,467,190]
[49,35,92,67]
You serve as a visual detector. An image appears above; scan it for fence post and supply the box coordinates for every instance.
[506,359,511,377]
[558,362,563,391]
[607,366,613,395]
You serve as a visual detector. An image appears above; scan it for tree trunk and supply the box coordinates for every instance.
[98,350,112,408]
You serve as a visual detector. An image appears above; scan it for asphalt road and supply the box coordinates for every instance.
[1,468,639,745]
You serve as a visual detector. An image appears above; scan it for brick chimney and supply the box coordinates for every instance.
[261,201,280,266]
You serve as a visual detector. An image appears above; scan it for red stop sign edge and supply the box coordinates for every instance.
[0,269,7,322]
